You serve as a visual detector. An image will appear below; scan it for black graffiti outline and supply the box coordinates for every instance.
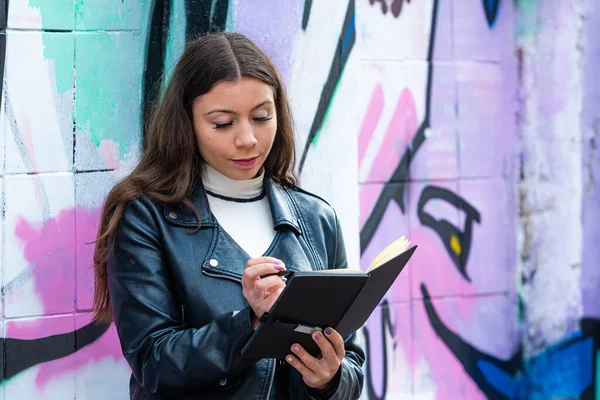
[302,0,313,30]
[355,0,528,397]
[2,322,110,381]
[358,0,438,395]
[417,185,481,282]
[142,0,229,147]
[0,0,535,394]
[420,284,521,399]
[0,0,229,384]
[369,0,413,19]
[363,300,397,400]
[298,0,356,173]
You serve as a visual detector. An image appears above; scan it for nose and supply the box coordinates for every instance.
[234,123,258,148]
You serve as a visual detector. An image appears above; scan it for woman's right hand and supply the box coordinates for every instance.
[242,257,287,330]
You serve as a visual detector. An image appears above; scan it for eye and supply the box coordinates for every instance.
[213,121,234,129]
[254,116,273,122]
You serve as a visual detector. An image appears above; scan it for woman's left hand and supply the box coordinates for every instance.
[286,327,345,389]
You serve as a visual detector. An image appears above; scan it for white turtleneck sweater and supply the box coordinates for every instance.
[202,164,276,258]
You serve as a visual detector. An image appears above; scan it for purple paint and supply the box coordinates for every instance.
[458,179,511,295]
[581,0,600,318]
[453,0,514,62]
[233,0,303,83]
[410,63,458,180]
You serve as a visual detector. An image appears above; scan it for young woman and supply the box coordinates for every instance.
[92,32,365,400]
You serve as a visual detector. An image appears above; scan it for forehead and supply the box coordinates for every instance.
[194,78,275,110]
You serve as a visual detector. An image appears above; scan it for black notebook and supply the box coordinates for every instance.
[240,237,417,361]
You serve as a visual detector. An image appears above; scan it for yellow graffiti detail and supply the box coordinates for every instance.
[450,235,462,256]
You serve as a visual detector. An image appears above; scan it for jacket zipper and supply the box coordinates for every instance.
[264,359,276,399]
[202,269,242,283]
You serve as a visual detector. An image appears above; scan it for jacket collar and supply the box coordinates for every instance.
[164,177,301,234]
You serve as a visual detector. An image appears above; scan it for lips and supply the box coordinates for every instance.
[232,156,259,168]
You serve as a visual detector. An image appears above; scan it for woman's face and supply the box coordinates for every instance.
[192,77,277,181]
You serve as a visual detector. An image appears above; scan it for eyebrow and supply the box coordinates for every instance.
[205,100,273,116]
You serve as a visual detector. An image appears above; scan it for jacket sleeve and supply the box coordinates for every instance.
[106,198,255,395]
[301,211,366,400]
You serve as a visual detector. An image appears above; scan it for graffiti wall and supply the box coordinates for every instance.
[0,0,597,399]
[355,1,521,398]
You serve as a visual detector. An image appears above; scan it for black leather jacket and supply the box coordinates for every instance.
[107,178,365,399]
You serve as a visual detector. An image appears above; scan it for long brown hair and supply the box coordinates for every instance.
[92,32,298,323]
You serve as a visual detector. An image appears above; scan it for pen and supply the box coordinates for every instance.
[259,269,292,279]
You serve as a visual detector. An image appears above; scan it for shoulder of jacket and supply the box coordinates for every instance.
[288,185,332,207]
[287,185,339,221]
[119,195,165,223]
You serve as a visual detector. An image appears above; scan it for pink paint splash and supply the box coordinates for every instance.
[73,316,127,373]
[5,314,125,388]
[408,225,474,320]
[358,83,385,168]
[14,206,105,311]
[97,139,121,170]
[6,314,74,340]
[15,209,76,315]
[412,300,486,399]
[359,87,418,226]
[357,82,489,397]
[13,207,126,388]
[19,114,39,170]
[365,87,418,183]
[30,315,125,388]
[359,186,480,398]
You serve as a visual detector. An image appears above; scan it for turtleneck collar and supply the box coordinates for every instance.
[201,163,265,199]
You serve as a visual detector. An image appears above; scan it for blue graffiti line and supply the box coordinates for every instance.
[477,360,519,398]
[520,333,593,399]
[341,12,355,67]
[483,0,501,27]
[422,282,595,399]
[478,333,593,399]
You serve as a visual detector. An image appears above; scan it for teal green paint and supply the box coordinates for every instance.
[27,0,74,94]
[75,32,143,151]
[163,0,188,90]
[515,0,537,37]
[226,0,236,31]
[75,0,145,30]
[517,294,526,324]
[28,0,74,30]
[596,349,600,400]
[41,33,74,94]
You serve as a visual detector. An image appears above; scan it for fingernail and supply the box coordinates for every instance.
[281,277,288,283]
[287,356,294,363]
[292,345,300,352]
[274,264,284,270]
[325,328,333,335]
[315,332,322,340]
